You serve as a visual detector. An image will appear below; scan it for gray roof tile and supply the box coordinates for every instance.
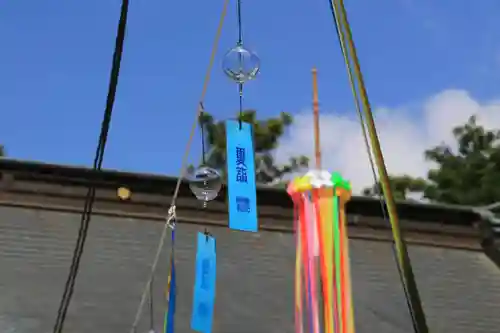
[0,206,499,333]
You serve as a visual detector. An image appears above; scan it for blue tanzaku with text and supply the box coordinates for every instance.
[225,120,258,232]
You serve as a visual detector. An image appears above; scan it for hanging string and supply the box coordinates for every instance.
[129,0,230,331]
[236,0,244,129]
[238,84,244,129]
[199,102,207,165]
[236,0,243,45]
[52,1,129,333]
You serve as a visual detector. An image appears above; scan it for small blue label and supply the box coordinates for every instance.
[191,233,217,333]
[225,120,258,232]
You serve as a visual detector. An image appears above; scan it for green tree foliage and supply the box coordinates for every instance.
[0,145,4,157]
[195,110,309,185]
[362,116,500,205]
[423,116,500,205]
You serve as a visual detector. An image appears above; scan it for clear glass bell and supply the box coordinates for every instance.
[187,166,222,207]
[222,44,260,84]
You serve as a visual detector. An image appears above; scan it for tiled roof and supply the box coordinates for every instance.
[1,206,499,333]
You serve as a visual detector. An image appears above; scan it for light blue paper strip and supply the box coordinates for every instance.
[225,120,258,232]
[191,232,217,333]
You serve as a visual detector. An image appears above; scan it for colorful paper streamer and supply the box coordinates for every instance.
[288,171,355,333]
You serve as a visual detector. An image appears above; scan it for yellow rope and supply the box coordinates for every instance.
[129,0,230,331]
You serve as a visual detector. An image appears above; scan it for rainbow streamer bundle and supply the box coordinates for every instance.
[287,170,355,333]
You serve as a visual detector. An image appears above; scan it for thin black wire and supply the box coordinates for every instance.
[236,0,244,129]
[238,84,244,129]
[236,0,243,44]
[199,102,207,165]
[326,0,419,332]
[52,1,129,332]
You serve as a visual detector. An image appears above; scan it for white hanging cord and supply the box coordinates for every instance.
[128,0,230,330]
[130,207,176,333]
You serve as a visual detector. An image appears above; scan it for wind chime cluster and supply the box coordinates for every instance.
[288,170,356,333]
[177,1,261,333]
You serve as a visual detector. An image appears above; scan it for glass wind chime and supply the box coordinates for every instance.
[288,71,356,333]
[185,2,260,333]
[222,0,260,233]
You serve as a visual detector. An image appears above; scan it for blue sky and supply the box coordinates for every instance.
[1,0,500,177]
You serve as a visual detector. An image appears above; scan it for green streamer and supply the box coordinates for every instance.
[332,189,343,332]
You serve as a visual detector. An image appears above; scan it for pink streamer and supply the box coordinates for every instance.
[311,202,320,257]
[302,194,320,333]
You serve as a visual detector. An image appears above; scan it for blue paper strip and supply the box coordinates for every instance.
[163,255,176,333]
[191,232,217,333]
[225,120,258,232]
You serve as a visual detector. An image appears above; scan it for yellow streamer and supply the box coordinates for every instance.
[319,188,334,333]
[338,190,355,333]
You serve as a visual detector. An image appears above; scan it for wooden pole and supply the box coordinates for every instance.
[312,67,330,333]
[312,68,322,169]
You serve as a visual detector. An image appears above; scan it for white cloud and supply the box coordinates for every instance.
[275,89,500,194]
